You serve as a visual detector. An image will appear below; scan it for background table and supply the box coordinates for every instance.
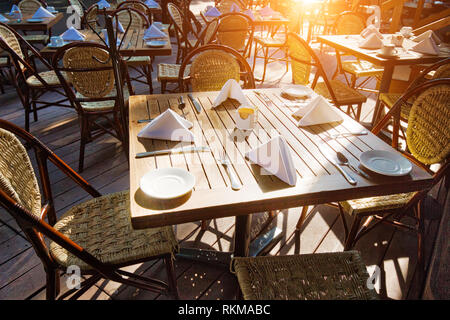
[4,12,63,37]
[128,88,433,257]
[317,35,450,127]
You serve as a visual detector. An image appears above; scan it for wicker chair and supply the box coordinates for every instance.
[0,56,10,94]
[287,32,367,121]
[0,23,70,132]
[82,4,100,30]
[216,0,245,13]
[117,0,154,24]
[340,78,450,280]
[217,12,254,58]
[157,19,219,93]
[332,12,383,92]
[0,119,178,300]
[232,251,378,300]
[178,44,255,92]
[52,42,129,172]
[167,2,196,64]
[374,58,450,147]
[16,0,51,45]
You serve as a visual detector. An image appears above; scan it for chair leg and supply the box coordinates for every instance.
[161,80,166,94]
[144,65,153,94]
[164,256,179,299]
[296,206,309,231]
[355,103,362,122]
[261,46,269,83]
[344,214,362,251]
[416,200,425,282]
[46,268,60,300]
[78,117,89,172]
[201,220,209,231]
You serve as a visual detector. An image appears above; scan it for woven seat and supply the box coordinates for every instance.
[315,79,367,105]
[124,56,151,67]
[232,251,378,300]
[341,60,384,78]
[50,191,178,271]
[22,34,49,44]
[78,87,130,112]
[378,93,412,119]
[26,70,63,87]
[157,63,191,81]
[341,192,415,216]
[253,36,286,47]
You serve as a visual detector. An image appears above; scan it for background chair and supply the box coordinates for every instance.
[82,4,100,30]
[178,44,255,92]
[217,12,254,58]
[287,32,366,121]
[0,119,178,300]
[232,251,378,300]
[17,0,51,46]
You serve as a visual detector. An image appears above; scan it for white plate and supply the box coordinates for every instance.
[281,84,313,99]
[360,150,412,176]
[145,40,166,47]
[140,167,195,199]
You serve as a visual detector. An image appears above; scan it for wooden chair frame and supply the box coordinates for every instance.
[81,4,101,30]
[0,119,178,300]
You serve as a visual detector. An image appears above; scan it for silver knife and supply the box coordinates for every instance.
[136,146,210,158]
[318,145,357,185]
[187,93,202,113]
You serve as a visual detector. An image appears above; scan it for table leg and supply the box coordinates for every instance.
[234,214,251,257]
[371,64,394,127]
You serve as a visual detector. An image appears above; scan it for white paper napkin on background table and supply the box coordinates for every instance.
[9,5,20,16]
[246,135,297,186]
[205,7,221,17]
[96,0,111,9]
[243,9,255,20]
[145,0,159,7]
[144,24,166,39]
[293,95,343,127]
[61,27,85,41]
[32,7,55,19]
[230,3,241,12]
[113,20,125,33]
[259,6,275,17]
[0,14,9,23]
[213,79,249,107]
[138,109,194,142]
[358,33,383,49]
[412,30,441,45]
[360,24,383,39]
[411,36,440,55]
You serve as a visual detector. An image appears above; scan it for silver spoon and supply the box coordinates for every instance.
[336,152,371,180]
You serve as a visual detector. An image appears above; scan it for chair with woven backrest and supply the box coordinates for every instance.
[374,58,450,148]
[82,4,100,30]
[232,251,378,300]
[157,18,219,93]
[331,11,384,92]
[217,12,253,58]
[52,42,129,172]
[178,44,255,92]
[339,78,450,280]
[167,2,195,64]
[117,0,153,24]
[216,0,245,13]
[0,22,70,132]
[16,0,51,45]
[0,119,179,300]
[287,32,367,121]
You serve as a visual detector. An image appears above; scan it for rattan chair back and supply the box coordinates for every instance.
[113,7,150,30]
[217,13,253,53]
[199,19,219,46]
[333,11,365,35]
[18,0,43,14]
[117,0,150,15]
[83,4,99,30]
[0,23,25,71]
[167,2,184,32]
[179,44,255,92]
[217,0,243,13]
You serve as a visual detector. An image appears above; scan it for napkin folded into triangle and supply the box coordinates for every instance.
[213,79,249,108]
[230,3,241,12]
[293,95,343,126]
[246,135,297,186]
[360,24,383,39]
[144,0,159,7]
[9,5,20,15]
[205,7,221,17]
[96,0,111,9]
[259,6,275,17]
[113,20,125,33]
[32,7,55,19]
[144,24,166,39]
[243,9,255,20]
[61,27,86,41]
[358,32,383,49]
[412,30,441,45]
[138,109,194,142]
[411,36,440,55]
[0,14,9,23]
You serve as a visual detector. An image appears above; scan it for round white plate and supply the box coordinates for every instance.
[140,167,195,200]
[360,150,412,176]
[146,40,166,47]
[281,84,313,99]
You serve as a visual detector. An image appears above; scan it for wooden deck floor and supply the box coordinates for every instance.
[0,6,448,300]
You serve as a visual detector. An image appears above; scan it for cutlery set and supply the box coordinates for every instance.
[138,95,202,123]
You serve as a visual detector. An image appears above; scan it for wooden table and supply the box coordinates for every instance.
[102,1,162,24]
[317,35,450,127]
[41,28,172,59]
[128,88,434,258]
[3,12,63,37]
[200,10,290,27]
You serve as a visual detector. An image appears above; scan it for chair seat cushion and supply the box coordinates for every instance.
[232,251,378,300]
[26,70,66,87]
[78,87,130,112]
[254,35,286,47]
[315,79,367,105]
[342,60,384,77]
[125,56,152,67]
[157,63,191,82]
[340,192,416,216]
[23,34,49,44]
[379,93,412,119]
[49,191,178,271]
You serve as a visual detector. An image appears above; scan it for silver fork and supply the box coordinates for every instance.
[217,150,241,190]
[255,91,272,106]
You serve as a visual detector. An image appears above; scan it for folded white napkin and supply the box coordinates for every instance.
[32,7,55,19]
[138,109,194,142]
[144,24,166,39]
[246,135,297,186]
[360,24,383,39]
[113,20,125,33]
[230,3,241,12]
[213,79,249,108]
[9,5,20,15]
[96,0,111,9]
[145,0,159,7]
[293,95,343,127]
[411,36,440,55]
[205,7,221,17]
[412,30,441,45]
[359,32,383,49]
[259,6,275,17]
[61,27,85,41]
[243,9,255,20]
[0,14,9,23]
